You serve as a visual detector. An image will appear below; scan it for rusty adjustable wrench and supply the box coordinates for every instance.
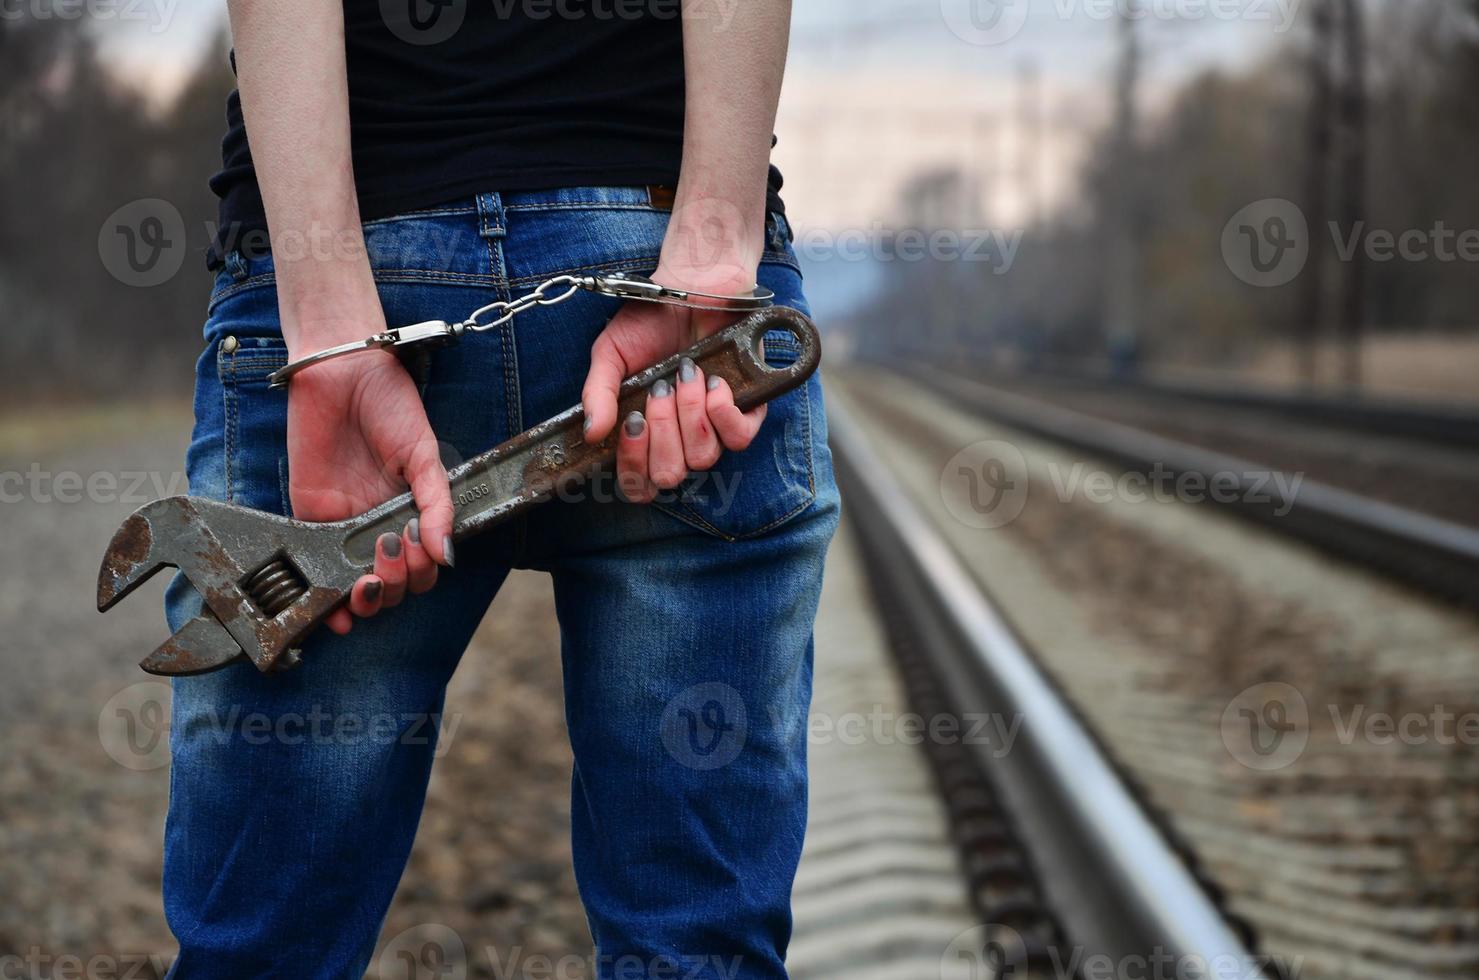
[97,307,820,676]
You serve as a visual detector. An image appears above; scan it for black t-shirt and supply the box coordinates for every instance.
[209,0,784,267]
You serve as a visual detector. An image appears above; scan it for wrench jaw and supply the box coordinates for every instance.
[97,498,183,613]
[99,497,361,676]
[139,614,247,677]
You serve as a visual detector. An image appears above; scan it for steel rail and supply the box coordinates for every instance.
[949,359,1479,450]
[916,369,1479,606]
[829,405,1274,980]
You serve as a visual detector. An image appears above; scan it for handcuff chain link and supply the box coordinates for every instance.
[461,274,585,333]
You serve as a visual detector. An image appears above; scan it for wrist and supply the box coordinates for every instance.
[657,216,764,293]
[284,312,382,355]
[278,270,386,359]
[661,179,767,287]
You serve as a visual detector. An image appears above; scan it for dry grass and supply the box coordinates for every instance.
[1214,333,1479,405]
[0,400,192,460]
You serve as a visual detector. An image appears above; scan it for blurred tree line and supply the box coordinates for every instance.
[0,11,233,406]
[860,0,1479,378]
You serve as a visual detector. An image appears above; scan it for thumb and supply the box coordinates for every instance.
[581,329,629,444]
[406,435,455,566]
[581,305,679,443]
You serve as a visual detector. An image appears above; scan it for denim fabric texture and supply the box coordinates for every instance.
[163,186,840,979]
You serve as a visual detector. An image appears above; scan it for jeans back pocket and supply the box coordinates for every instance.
[653,329,817,541]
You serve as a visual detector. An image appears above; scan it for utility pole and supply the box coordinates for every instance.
[1335,0,1368,391]
[1298,0,1335,389]
[1105,9,1142,374]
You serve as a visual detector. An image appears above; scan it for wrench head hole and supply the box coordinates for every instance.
[753,324,808,371]
[242,554,309,618]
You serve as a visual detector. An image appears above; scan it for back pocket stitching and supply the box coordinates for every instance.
[218,339,289,506]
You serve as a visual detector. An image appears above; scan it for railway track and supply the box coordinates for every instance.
[832,367,1479,980]
[828,405,1278,980]
[907,366,1479,606]
[968,364,1479,450]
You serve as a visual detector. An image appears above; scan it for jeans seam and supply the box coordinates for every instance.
[363,205,478,224]
[501,298,521,437]
[221,344,237,504]
[510,255,661,286]
[503,201,663,213]
[210,274,277,310]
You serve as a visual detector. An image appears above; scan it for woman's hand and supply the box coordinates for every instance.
[579,0,792,501]
[286,316,454,635]
[581,260,768,503]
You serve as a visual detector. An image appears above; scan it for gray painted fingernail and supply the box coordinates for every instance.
[679,356,697,383]
[652,378,672,398]
[443,536,456,567]
[583,417,593,434]
[364,579,382,603]
[380,531,401,558]
[706,375,722,391]
[625,411,645,437]
[408,517,421,544]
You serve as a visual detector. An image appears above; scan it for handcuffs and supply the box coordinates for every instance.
[266,272,775,389]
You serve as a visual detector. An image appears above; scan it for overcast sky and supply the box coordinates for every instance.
[99,0,1297,102]
[94,0,1307,230]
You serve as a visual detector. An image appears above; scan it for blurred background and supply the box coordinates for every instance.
[7,0,1479,401]
[3,1,1479,978]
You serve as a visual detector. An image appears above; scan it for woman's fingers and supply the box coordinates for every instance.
[616,411,656,503]
[705,375,767,451]
[347,575,384,619]
[372,531,408,607]
[404,517,438,594]
[645,378,687,489]
[325,608,354,636]
[674,356,721,471]
[323,522,437,637]
[405,437,455,567]
[319,520,425,635]
[581,303,675,443]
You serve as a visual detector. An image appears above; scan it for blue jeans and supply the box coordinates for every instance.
[163,186,839,978]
